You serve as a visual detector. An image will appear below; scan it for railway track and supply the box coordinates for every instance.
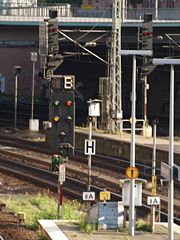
[0,156,116,203]
[0,142,179,224]
[0,134,179,216]
[0,133,179,185]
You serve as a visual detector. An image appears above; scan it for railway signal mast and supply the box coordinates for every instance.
[140,14,153,127]
[108,0,123,133]
[39,9,75,157]
[39,9,75,219]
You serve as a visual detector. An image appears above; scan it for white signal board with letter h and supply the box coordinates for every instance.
[84,139,96,155]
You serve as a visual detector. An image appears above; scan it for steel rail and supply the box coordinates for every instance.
[0,155,179,224]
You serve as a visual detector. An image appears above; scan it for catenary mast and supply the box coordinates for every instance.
[108,0,122,133]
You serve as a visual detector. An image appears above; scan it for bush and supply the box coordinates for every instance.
[136,218,151,232]
[62,200,82,220]
[79,219,97,234]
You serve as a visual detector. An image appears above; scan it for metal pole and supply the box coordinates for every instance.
[88,119,92,191]
[159,202,161,222]
[109,0,122,133]
[168,64,174,240]
[122,0,125,21]
[59,181,63,219]
[112,1,116,133]
[31,61,35,119]
[14,74,18,132]
[87,118,92,222]
[144,75,148,124]
[58,167,60,218]
[155,0,158,20]
[118,0,122,134]
[152,122,157,176]
[129,55,136,236]
[151,121,157,233]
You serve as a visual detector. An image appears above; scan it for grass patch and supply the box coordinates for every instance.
[1,192,85,239]
[2,192,57,230]
[79,219,97,234]
[62,200,83,221]
[136,218,151,232]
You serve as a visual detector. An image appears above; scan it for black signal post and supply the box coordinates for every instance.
[50,75,75,156]
[141,14,153,128]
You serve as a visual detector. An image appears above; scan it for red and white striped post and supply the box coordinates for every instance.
[59,181,63,218]
[144,75,148,125]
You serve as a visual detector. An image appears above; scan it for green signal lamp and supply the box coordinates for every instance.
[53,100,60,106]
[52,154,60,164]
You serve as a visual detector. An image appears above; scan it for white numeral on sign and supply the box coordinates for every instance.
[64,76,74,90]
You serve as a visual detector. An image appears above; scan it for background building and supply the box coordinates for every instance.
[0,0,37,7]
[82,0,112,9]
[82,0,180,9]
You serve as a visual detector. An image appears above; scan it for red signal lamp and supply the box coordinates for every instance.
[66,100,72,107]
[143,32,152,36]
[49,27,57,33]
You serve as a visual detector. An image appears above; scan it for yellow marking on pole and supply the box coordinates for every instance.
[152,187,157,196]
[152,175,157,187]
[130,117,137,124]
[152,175,157,196]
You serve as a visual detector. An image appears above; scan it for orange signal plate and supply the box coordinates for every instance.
[125,166,139,179]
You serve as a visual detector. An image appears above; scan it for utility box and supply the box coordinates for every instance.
[143,125,152,138]
[121,179,147,207]
[98,202,124,230]
[87,99,101,117]
[29,119,39,132]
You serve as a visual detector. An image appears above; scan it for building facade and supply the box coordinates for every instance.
[0,0,37,7]
[82,0,112,9]
[82,0,180,9]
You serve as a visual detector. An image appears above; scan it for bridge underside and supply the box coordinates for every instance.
[1,24,180,129]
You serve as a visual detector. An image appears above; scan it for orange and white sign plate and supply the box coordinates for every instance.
[125,166,139,179]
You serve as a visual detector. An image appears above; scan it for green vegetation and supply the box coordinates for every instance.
[79,219,97,234]
[62,199,83,220]
[2,193,152,238]
[1,193,86,239]
[2,193,58,231]
[136,218,151,232]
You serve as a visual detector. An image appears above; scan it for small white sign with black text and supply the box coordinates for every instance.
[84,139,96,155]
[83,192,95,201]
[147,196,160,206]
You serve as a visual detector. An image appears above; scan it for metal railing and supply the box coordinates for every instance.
[125,8,180,21]
[0,4,72,18]
[0,5,180,21]
[122,119,145,132]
